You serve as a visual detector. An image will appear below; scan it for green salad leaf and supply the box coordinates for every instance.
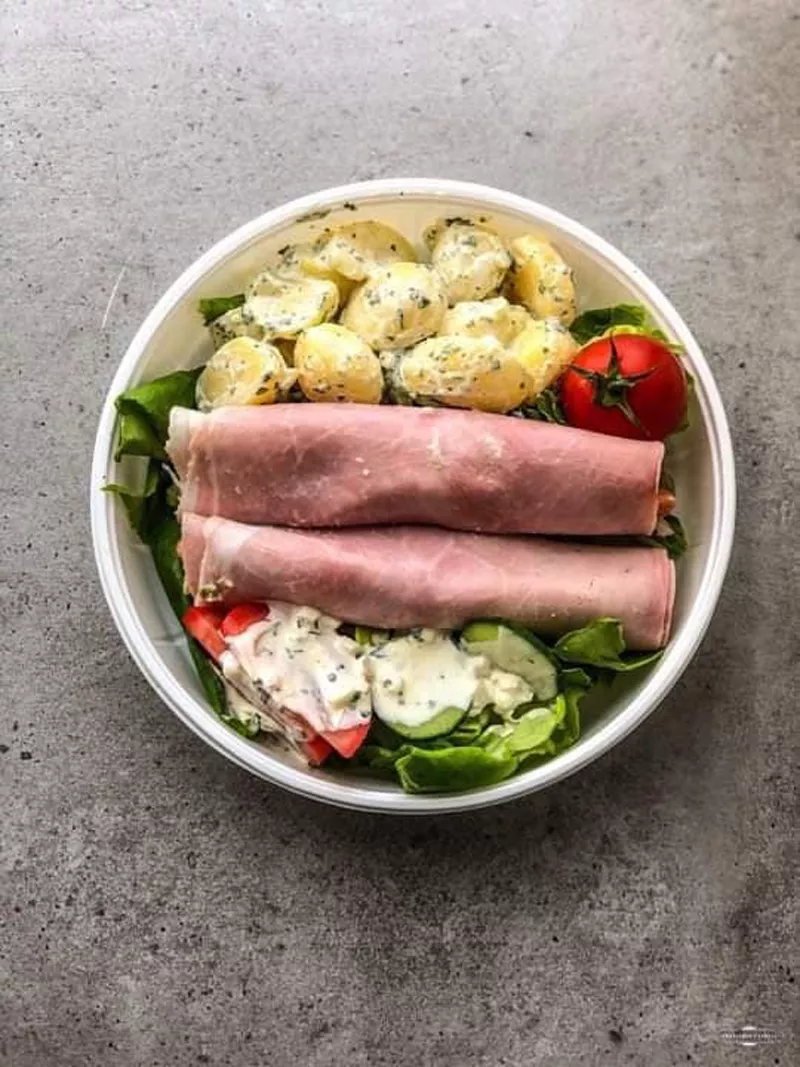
[569,303,683,349]
[188,639,227,716]
[351,687,586,794]
[109,368,229,720]
[395,746,519,794]
[554,618,662,672]
[639,514,688,560]
[560,689,583,746]
[146,509,189,617]
[198,294,245,325]
[114,411,164,461]
[103,464,161,537]
[114,369,202,460]
[513,388,566,425]
[558,665,593,689]
[570,304,650,345]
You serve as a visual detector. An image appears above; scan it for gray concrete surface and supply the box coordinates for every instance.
[2,1,799,1064]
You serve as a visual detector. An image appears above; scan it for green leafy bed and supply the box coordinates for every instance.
[338,618,660,794]
[103,299,681,793]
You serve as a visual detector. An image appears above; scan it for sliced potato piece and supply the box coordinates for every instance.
[314,221,417,281]
[440,297,530,345]
[509,236,577,325]
[209,305,266,350]
[398,335,527,414]
[243,269,339,339]
[341,262,446,351]
[506,304,534,338]
[431,222,511,304]
[509,318,579,399]
[295,324,383,404]
[196,338,296,411]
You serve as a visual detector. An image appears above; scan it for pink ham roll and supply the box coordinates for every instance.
[181,514,675,650]
[168,405,665,536]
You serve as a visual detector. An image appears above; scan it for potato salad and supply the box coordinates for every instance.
[195,216,581,416]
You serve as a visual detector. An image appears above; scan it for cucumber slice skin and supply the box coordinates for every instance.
[461,620,558,702]
[461,619,556,662]
[384,705,468,740]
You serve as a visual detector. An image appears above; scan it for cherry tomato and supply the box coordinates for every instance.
[561,334,688,441]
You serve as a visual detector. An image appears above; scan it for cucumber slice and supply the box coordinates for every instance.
[388,705,468,740]
[461,620,558,701]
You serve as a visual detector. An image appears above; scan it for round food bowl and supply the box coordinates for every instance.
[91,178,736,813]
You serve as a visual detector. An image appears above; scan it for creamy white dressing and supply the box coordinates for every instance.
[365,629,486,729]
[473,667,534,716]
[221,603,370,734]
[223,680,273,734]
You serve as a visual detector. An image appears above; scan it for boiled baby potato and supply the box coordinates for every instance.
[509,236,577,325]
[509,318,579,400]
[341,262,447,350]
[196,337,296,411]
[209,305,266,350]
[295,324,383,404]
[275,242,357,304]
[243,269,339,339]
[398,335,527,414]
[314,221,417,281]
[430,222,511,304]
[440,297,531,346]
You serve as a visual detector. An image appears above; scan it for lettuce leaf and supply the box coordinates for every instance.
[570,304,650,345]
[114,369,201,459]
[395,746,518,794]
[639,514,688,560]
[357,687,585,794]
[114,411,164,461]
[558,665,593,689]
[554,618,662,671]
[103,464,161,537]
[198,294,245,325]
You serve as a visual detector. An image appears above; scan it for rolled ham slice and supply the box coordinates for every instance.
[180,514,675,650]
[168,405,664,536]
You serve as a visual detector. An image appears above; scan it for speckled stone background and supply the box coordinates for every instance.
[2,1,798,1065]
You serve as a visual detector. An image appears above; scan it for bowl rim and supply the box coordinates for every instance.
[90,177,736,814]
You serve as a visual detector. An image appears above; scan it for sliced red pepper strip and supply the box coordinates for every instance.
[221,602,271,637]
[182,605,227,660]
[320,720,371,759]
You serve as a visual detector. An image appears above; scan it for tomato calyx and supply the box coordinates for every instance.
[569,336,654,436]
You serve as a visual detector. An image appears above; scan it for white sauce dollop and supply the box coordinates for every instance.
[365,629,486,729]
[222,603,370,734]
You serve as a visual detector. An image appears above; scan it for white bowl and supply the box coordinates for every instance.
[91,179,735,813]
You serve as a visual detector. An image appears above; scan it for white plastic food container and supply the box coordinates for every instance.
[91,179,736,813]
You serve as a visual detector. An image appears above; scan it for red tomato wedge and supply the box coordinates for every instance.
[320,720,371,759]
[221,602,270,637]
[300,734,334,766]
[182,605,227,660]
